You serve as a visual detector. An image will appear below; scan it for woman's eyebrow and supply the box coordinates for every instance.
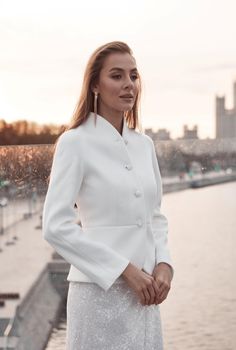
[109,67,138,72]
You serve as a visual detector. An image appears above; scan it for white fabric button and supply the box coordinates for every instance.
[124,139,128,145]
[134,190,142,197]
[125,164,132,170]
[137,219,143,227]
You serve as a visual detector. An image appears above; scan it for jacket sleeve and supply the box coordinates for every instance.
[42,131,130,291]
[149,137,174,279]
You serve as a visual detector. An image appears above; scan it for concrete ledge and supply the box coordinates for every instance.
[190,174,236,188]
[3,263,68,350]
[163,173,236,194]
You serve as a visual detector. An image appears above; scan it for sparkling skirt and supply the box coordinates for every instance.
[65,278,163,350]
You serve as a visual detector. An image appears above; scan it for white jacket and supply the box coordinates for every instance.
[42,112,174,291]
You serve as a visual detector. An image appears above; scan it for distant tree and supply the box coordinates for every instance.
[0,118,66,145]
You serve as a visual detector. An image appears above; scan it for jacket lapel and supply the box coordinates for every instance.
[87,112,131,144]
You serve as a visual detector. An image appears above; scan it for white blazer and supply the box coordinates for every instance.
[42,112,174,291]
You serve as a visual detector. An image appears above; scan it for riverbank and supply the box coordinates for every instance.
[0,175,236,349]
[163,171,236,193]
[0,213,54,350]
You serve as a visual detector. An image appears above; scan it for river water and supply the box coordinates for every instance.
[45,182,236,350]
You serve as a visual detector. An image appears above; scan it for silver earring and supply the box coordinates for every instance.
[93,91,98,126]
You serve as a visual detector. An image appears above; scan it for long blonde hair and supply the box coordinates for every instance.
[66,40,142,131]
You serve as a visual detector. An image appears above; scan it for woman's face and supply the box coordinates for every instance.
[94,52,140,117]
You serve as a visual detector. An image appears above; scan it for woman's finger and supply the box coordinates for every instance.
[157,291,167,304]
[147,284,156,305]
[143,287,151,305]
[157,284,170,304]
[152,280,161,304]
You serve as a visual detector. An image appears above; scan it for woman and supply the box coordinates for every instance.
[42,41,174,349]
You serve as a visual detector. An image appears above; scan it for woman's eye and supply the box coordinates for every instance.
[112,75,121,79]
[111,74,138,81]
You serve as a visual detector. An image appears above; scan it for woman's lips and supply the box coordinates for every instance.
[120,97,134,101]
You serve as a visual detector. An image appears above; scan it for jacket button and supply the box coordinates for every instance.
[134,190,142,197]
[125,164,132,170]
[137,219,143,227]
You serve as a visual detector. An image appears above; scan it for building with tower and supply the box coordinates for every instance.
[179,125,198,140]
[216,81,236,138]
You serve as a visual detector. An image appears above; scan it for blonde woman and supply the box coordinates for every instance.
[43,41,174,349]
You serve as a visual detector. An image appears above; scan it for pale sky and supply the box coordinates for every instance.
[0,0,236,139]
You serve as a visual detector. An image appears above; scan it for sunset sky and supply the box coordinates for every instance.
[0,0,236,139]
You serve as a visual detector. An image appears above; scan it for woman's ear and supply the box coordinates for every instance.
[91,81,99,94]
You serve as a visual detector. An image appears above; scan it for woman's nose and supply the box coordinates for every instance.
[123,76,134,89]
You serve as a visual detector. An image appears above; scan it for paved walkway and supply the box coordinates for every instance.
[0,209,53,319]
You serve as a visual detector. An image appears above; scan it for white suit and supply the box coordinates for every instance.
[42,112,174,291]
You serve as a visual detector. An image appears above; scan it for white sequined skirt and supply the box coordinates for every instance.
[65,278,163,350]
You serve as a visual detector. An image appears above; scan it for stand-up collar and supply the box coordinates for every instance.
[87,112,131,143]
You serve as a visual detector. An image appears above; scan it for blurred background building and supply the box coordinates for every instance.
[216,81,236,139]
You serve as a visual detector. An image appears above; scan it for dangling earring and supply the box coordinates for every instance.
[93,91,98,126]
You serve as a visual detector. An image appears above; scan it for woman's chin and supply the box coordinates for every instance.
[120,104,135,112]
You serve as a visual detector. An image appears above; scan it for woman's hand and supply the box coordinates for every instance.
[121,263,160,306]
[152,263,172,305]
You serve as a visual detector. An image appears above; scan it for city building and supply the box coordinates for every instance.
[179,124,199,140]
[144,127,171,141]
[216,81,236,138]
[155,128,171,141]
